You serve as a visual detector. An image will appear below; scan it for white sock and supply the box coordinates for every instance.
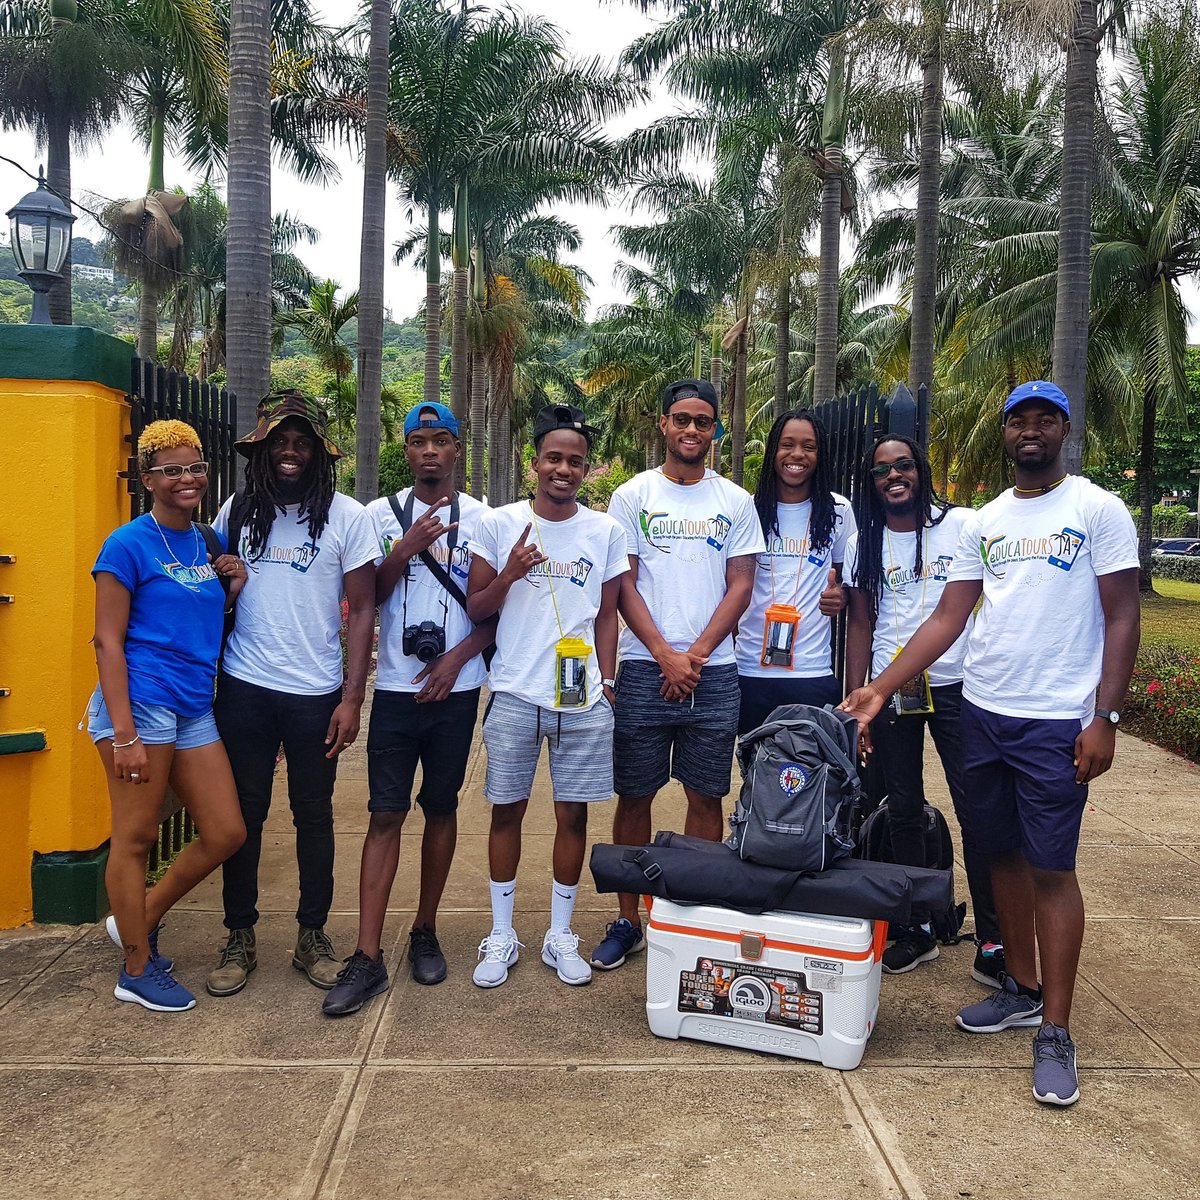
[489,878,517,937]
[550,880,578,935]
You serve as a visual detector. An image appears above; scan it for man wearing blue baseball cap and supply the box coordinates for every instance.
[842,379,1140,1108]
[323,402,496,1014]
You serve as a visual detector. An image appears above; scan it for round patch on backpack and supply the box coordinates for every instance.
[778,763,808,796]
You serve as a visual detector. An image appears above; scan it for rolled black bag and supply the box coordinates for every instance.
[589,838,917,923]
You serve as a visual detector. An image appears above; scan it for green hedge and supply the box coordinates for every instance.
[1124,643,1200,761]
[1128,504,1196,538]
[1151,555,1200,583]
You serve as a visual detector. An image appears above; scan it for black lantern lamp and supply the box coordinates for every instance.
[6,168,75,325]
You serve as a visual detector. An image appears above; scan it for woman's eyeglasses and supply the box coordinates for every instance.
[668,412,716,432]
[144,462,210,479]
[869,458,917,479]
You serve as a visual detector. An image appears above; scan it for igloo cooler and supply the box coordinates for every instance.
[645,897,885,1070]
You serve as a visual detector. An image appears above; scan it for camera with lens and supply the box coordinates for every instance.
[402,620,446,662]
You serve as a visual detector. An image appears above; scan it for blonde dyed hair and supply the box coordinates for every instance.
[138,420,203,471]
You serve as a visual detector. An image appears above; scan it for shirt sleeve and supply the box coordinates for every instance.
[844,532,861,587]
[473,508,501,571]
[947,511,985,582]
[366,500,390,565]
[727,491,767,557]
[1089,492,1140,575]
[607,482,641,557]
[833,498,856,564]
[602,521,631,583]
[92,528,139,590]
[342,504,383,573]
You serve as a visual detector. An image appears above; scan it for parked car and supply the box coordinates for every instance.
[1151,538,1200,556]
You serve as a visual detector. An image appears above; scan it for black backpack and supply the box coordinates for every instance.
[854,796,966,943]
[726,704,862,872]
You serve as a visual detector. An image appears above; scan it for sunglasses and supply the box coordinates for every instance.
[869,457,917,479]
[145,462,210,479]
[668,412,717,432]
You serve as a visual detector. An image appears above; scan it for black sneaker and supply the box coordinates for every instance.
[408,925,447,985]
[882,927,940,975]
[972,941,1006,990]
[322,950,389,1017]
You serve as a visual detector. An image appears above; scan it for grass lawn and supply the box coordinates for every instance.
[1141,578,1200,651]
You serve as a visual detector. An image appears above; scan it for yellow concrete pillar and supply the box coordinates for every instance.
[0,325,134,926]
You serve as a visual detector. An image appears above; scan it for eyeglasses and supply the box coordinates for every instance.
[668,412,716,432]
[144,462,210,479]
[869,458,917,479]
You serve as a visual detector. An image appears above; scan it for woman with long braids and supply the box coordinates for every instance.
[87,419,248,1011]
[844,434,1001,981]
[206,392,378,1000]
[735,408,856,734]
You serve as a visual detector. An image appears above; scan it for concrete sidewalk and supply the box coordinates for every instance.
[1,702,1197,1199]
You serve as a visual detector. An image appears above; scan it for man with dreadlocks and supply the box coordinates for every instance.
[735,408,856,735]
[844,435,1002,982]
[206,392,379,999]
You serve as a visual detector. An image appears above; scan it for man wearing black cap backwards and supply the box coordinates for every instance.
[592,379,764,971]
[207,391,379,999]
[466,404,629,990]
[842,381,1140,1109]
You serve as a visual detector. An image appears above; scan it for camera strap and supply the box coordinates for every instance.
[388,491,467,610]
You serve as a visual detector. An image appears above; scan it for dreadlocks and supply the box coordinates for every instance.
[240,440,338,559]
[754,409,838,552]
[853,434,953,623]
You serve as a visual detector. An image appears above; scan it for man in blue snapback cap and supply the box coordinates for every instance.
[323,401,496,1014]
[842,379,1140,1108]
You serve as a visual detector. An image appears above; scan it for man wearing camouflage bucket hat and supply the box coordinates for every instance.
[206,390,380,998]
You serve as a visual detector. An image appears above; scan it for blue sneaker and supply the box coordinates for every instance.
[955,974,1043,1033]
[106,913,173,973]
[114,959,197,1012]
[589,918,645,970]
[1033,1023,1080,1106]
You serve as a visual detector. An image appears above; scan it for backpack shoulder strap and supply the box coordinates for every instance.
[195,522,231,597]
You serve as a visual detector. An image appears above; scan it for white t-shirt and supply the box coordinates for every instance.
[947,476,1138,720]
[366,490,489,693]
[608,469,765,666]
[845,507,973,687]
[475,500,629,710]
[215,492,379,695]
[736,494,856,679]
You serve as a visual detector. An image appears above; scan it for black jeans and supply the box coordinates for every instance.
[215,672,343,931]
[869,681,1000,943]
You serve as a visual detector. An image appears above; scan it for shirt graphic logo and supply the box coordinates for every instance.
[778,763,808,796]
[158,560,218,592]
[640,509,733,554]
[982,527,1087,579]
[884,554,954,593]
[569,556,594,587]
[707,513,732,550]
[639,509,672,552]
[238,535,321,574]
[526,557,594,589]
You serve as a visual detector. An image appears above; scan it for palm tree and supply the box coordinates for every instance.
[276,280,359,438]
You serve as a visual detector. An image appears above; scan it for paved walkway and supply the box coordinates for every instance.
[1,700,1197,1198]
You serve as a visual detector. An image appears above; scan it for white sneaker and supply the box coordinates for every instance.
[472,931,521,988]
[542,929,592,986]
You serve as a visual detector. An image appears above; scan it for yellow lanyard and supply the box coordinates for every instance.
[885,525,928,651]
[529,504,567,641]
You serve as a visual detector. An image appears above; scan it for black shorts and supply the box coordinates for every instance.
[612,660,740,799]
[367,687,481,816]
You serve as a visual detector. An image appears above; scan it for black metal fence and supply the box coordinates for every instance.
[121,356,238,875]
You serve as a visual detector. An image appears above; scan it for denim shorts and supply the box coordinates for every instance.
[82,685,221,751]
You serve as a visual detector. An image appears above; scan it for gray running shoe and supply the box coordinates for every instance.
[1033,1023,1080,1106]
[955,973,1043,1033]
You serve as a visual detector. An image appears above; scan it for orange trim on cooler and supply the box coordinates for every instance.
[872,919,887,962]
[647,915,875,963]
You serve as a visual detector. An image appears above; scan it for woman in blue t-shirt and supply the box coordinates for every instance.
[85,420,248,1012]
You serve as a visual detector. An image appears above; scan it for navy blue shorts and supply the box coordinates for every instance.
[612,660,740,799]
[958,699,1088,872]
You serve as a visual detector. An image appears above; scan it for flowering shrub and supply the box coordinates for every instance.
[1123,643,1200,761]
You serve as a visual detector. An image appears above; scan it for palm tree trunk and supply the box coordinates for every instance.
[709,334,723,471]
[814,41,848,405]
[451,180,470,439]
[731,328,748,485]
[46,117,73,325]
[1053,0,1099,477]
[909,16,943,398]
[137,280,159,361]
[469,348,487,500]
[226,0,273,434]
[1136,384,1157,594]
[424,200,442,407]
[774,276,790,419]
[487,371,501,505]
[354,0,390,503]
[496,397,512,504]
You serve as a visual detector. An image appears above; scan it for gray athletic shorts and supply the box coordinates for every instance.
[482,691,615,805]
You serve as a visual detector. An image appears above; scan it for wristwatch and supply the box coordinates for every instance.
[1096,708,1121,725]
[602,678,617,689]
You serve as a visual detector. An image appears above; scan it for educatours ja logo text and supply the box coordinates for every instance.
[639,509,733,552]
[981,527,1085,579]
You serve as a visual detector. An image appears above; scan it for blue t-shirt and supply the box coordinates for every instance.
[92,515,226,717]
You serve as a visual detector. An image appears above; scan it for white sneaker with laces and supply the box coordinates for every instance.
[542,929,592,986]
[472,931,521,989]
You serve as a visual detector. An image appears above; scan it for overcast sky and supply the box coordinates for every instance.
[3,0,1196,336]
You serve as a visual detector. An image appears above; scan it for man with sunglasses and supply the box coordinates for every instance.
[593,379,764,971]
[845,436,1001,981]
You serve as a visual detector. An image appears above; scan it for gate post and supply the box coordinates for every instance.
[0,325,133,926]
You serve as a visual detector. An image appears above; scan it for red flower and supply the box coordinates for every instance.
[1147,680,1162,694]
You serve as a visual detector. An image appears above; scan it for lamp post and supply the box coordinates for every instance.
[5,169,75,325]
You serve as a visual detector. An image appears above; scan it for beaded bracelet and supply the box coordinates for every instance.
[112,734,141,749]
